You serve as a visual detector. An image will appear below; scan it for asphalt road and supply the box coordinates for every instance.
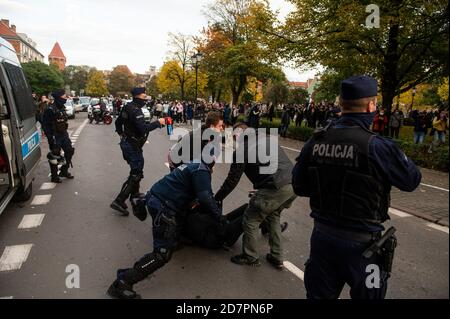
[0,113,448,299]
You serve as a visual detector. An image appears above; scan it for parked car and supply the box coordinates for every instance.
[0,37,42,214]
[65,99,75,119]
[73,98,83,113]
[79,96,91,112]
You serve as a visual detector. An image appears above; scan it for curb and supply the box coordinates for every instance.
[390,204,449,227]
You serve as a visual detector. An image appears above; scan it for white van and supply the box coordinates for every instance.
[0,37,41,214]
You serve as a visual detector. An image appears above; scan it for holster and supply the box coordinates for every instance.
[380,235,397,276]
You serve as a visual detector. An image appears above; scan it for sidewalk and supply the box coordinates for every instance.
[277,137,450,227]
[390,168,449,226]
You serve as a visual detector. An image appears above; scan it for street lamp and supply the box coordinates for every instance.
[411,87,417,111]
[191,52,203,104]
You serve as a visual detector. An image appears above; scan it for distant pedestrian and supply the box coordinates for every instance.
[389,108,404,139]
[411,110,429,144]
[372,108,388,136]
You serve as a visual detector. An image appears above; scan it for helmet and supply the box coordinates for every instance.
[47,152,66,166]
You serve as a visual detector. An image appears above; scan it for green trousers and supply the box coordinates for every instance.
[242,183,297,261]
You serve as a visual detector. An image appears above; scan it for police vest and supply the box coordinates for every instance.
[121,102,147,146]
[305,125,390,224]
[51,104,68,134]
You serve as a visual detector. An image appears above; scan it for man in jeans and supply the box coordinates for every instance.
[214,123,297,268]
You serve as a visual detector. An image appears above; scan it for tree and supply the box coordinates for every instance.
[438,77,449,108]
[62,65,90,95]
[289,87,309,105]
[261,0,449,113]
[201,0,281,105]
[167,32,195,100]
[146,75,160,99]
[86,70,108,97]
[109,65,135,96]
[22,61,64,96]
[263,81,289,106]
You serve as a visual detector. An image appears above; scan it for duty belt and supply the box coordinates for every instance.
[315,221,381,243]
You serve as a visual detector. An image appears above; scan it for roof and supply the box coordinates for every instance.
[289,81,308,89]
[0,20,17,37]
[49,42,66,59]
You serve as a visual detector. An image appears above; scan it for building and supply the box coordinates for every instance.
[0,19,44,63]
[146,66,157,79]
[289,81,308,90]
[48,42,66,71]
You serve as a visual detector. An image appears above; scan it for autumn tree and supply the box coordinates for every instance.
[260,0,449,113]
[200,0,281,105]
[62,65,91,95]
[86,70,108,97]
[109,65,135,96]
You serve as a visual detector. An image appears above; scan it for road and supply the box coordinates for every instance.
[0,113,448,299]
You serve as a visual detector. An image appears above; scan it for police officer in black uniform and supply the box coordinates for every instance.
[107,161,221,299]
[42,89,75,183]
[292,75,422,299]
[110,87,165,216]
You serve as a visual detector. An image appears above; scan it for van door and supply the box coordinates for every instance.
[0,62,41,190]
[0,83,15,200]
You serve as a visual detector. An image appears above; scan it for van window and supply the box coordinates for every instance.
[0,86,8,117]
[2,62,35,121]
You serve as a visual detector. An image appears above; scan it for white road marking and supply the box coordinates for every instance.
[30,195,52,206]
[0,244,34,272]
[18,214,45,229]
[281,146,301,153]
[73,119,88,136]
[283,261,304,281]
[420,183,449,192]
[389,208,412,218]
[0,296,13,299]
[40,182,57,190]
[427,223,449,234]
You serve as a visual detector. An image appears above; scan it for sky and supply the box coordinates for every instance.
[0,0,317,81]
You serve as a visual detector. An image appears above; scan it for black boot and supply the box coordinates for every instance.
[50,164,62,183]
[111,176,140,216]
[59,165,74,179]
[107,279,141,299]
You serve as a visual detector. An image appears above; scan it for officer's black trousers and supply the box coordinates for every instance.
[304,226,388,299]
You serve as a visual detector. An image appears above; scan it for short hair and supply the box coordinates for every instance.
[233,122,248,130]
[339,96,377,112]
[205,111,224,127]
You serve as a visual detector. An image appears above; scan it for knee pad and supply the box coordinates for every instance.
[133,250,171,278]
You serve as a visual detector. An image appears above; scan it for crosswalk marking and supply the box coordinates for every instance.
[40,182,57,190]
[18,214,45,230]
[30,195,52,206]
[0,244,34,272]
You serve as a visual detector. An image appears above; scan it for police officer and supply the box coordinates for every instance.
[292,75,422,299]
[107,161,221,299]
[42,89,75,183]
[214,123,296,269]
[110,87,166,216]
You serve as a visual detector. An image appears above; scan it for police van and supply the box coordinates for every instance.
[0,37,41,214]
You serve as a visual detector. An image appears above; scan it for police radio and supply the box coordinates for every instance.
[165,117,173,135]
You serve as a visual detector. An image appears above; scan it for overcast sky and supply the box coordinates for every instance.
[0,0,317,81]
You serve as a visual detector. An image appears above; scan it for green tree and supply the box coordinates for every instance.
[261,0,448,113]
[288,87,309,105]
[146,75,160,99]
[22,61,64,96]
[264,81,289,106]
[109,65,135,96]
[86,70,108,97]
[62,65,90,95]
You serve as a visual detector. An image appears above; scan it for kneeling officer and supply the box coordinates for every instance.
[107,160,221,299]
